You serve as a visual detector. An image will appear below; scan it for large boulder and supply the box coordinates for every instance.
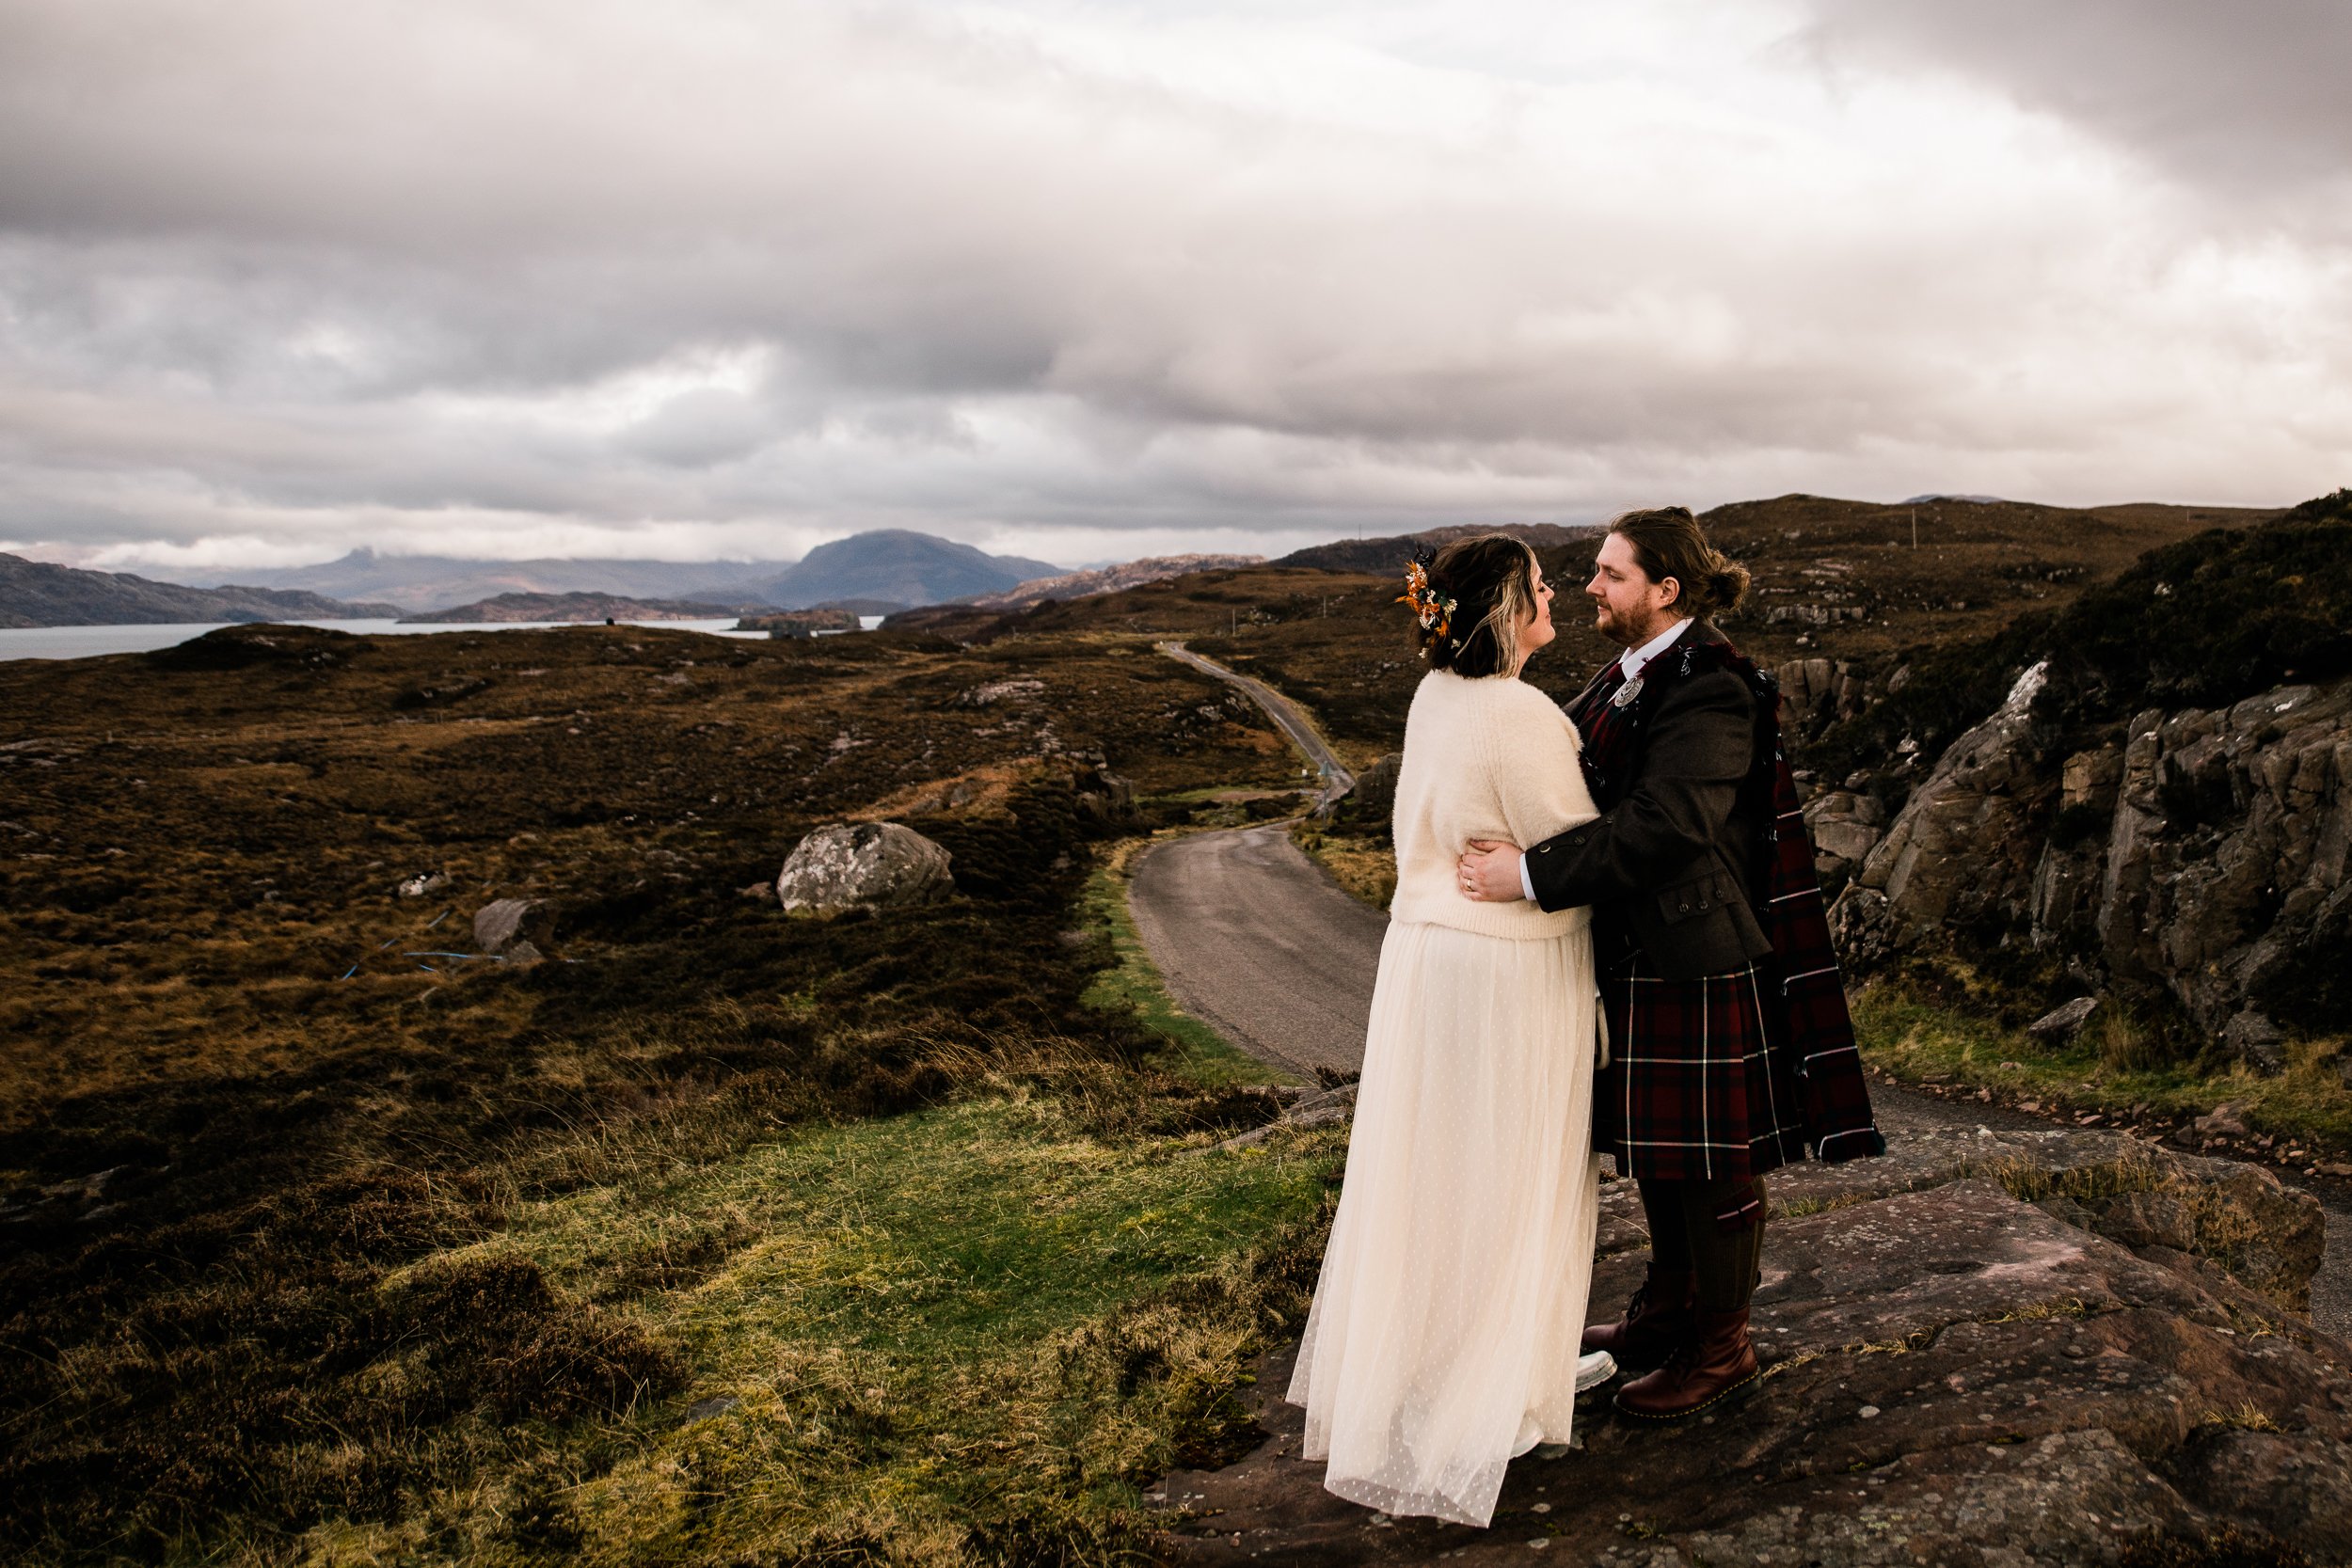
[474,897,554,955]
[1149,1127,2350,1564]
[775,822,953,914]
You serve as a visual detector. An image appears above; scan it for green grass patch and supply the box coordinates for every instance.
[1853,981,2352,1155]
[1289,822,1395,911]
[387,1090,1345,1564]
[1078,839,1301,1089]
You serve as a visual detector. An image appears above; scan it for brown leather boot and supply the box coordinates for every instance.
[1613,1306,1760,1421]
[1580,1268,1695,1373]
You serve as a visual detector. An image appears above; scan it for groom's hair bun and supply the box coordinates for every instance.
[1414,533,1541,678]
[1607,505,1749,621]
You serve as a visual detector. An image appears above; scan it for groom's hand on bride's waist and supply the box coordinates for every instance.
[1457,840,1530,903]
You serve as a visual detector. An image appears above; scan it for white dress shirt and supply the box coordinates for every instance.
[1512,616,1695,902]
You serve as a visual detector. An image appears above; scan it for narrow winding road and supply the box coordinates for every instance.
[1133,642,2351,1336]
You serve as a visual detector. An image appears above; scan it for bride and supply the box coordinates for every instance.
[1284,532,1609,1529]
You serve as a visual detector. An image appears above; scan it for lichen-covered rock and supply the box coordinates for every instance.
[1151,1127,2349,1565]
[774,821,953,915]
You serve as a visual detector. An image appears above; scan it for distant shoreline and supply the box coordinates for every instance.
[0,616,771,662]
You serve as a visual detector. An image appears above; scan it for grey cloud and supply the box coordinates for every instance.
[1802,0,2352,198]
[0,0,2344,570]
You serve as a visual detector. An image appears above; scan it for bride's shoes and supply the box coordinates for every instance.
[1573,1349,1618,1393]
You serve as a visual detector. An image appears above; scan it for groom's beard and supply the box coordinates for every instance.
[1593,602,1661,650]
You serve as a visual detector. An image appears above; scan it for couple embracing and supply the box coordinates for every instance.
[1282,507,1886,1528]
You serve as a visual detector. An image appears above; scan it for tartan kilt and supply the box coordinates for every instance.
[1596,950,1811,1183]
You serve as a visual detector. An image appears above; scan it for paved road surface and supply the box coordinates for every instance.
[1129,822,1388,1081]
[1158,641,1355,807]
[1131,645,2350,1337]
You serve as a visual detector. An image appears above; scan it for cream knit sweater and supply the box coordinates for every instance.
[1387,668,1598,940]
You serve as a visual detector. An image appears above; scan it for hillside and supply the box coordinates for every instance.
[883,495,2279,756]
[744,529,1061,610]
[177,548,790,613]
[963,552,1266,610]
[400,591,756,624]
[0,552,399,627]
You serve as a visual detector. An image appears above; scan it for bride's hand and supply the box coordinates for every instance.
[1457,839,1527,902]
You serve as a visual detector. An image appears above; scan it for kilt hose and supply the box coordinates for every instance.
[1596,948,1811,1187]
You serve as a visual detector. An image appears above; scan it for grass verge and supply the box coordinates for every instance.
[328,1090,1348,1564]
[1853,981,2352,1170]
[1287,823,1394,911]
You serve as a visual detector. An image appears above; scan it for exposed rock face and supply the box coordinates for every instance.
[1150,1128,2349,1565]
[1773,656,1882,740]
[775,822,954,914]
[1801,788,1886,899]
[1850,660,2050,938]
[474,898,554,954]
[1834,670,2352,1065]
[2080,683,2352,1043]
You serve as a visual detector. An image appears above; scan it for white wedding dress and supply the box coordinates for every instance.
[1285,668,1603,1528]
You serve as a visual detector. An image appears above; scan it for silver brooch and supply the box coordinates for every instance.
[1611,674,1645,708]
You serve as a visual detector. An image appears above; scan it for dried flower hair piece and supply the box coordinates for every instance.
[1397,549,1457,656]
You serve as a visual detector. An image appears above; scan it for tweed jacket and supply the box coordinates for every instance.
[1523,622,1773,980]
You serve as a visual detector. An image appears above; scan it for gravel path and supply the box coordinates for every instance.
[1131,644,2351,1337]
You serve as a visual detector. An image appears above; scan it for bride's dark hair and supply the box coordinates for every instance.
[1408,533,1542,678]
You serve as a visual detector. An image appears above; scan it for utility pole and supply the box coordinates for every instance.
[1911,508,1918,550]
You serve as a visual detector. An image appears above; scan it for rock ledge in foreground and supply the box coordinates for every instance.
[1152,1127,2349,1566]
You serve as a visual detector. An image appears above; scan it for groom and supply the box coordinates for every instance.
[1457,505,1883,1422]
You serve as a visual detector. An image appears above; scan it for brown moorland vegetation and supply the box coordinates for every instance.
[898,496,2275,768]
[0,622,1325,1561]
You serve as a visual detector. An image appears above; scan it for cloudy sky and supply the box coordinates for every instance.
[2,0,2345,573]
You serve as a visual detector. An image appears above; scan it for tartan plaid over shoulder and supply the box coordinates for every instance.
[1566,637,1886,1168]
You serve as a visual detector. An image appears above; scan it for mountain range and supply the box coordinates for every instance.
[154,531,1067,617]
[0,552,399,628]
[740,531,1060,610]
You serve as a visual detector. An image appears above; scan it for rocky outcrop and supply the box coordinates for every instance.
[774,822,954,914]
[1323,752,1401,829]
[1845,660,2050,938]
[1832,670,2352,1065]
[1150,1127,2350,1565]
[1067,754,1137,825]
[2074,682,2352,1047]
[1800,787,1887,899]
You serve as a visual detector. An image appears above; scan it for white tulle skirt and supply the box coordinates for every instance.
[1284,917,1601,1528]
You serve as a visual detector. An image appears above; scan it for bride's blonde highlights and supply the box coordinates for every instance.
[1418,534,1542,677]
